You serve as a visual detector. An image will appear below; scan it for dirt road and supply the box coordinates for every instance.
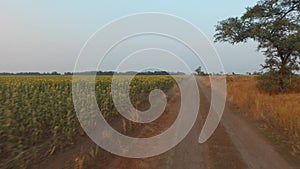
[103,77,296,169]
[199,79,296,169]
[34,77,297,169]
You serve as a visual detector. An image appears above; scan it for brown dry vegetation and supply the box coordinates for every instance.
[200,76,300,158]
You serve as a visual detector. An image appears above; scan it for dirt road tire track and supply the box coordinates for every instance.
[198,78,296,169]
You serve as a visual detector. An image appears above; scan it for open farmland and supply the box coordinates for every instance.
[0,75,299,169]
[0,75,176,168]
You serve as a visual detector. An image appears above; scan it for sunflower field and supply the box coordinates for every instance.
[0,75,176,168]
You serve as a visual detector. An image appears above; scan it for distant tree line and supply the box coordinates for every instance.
[0,71,185,76]
[67,70,185,76]
[0,72,61,76]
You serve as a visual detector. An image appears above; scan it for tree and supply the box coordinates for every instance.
[51,71,60,75]
[214,0,300,91]
[195,66,202,75]
[195,66,206,75]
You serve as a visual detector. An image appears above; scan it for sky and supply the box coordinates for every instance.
[0,1,265,74]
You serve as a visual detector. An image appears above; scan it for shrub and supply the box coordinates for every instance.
[257,72,300,94]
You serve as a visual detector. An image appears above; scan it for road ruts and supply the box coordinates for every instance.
[198,77,296,169]
[105,77,246,169]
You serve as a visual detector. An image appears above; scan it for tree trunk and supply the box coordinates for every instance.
[279,54,288,75]
[278,54,288,91]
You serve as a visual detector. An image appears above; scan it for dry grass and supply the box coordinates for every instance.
[200,76,300,156]
[227,76,300,138]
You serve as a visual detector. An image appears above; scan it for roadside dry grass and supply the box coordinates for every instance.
[200,76,300,159]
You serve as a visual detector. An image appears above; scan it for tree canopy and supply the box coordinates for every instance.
[215,0,300,75]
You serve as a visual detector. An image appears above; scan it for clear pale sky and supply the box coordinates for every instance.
[0,1,265,74]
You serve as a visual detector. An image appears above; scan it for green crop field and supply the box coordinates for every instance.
[0,75,177,168]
